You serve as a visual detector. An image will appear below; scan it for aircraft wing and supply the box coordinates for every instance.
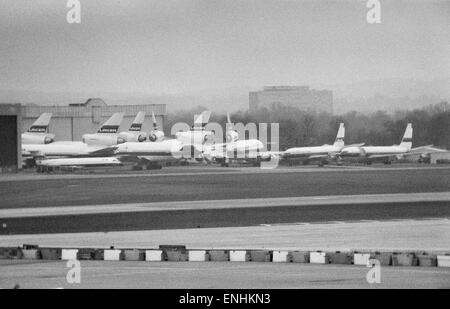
[25,150,45,158]
[88,146,118,157]
[307,154,329,160]
[346,143,365,147]
[366,154,398,160]
[136,156,155,163]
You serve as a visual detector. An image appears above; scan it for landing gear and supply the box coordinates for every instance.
[146,163,162,170]
[253,161,261,167]
[132,164,144,171]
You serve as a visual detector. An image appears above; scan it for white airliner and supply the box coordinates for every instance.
[22,113,127,159]
[22,112,149,159]
[114,111,213,169]
[117,111,148,143]
[203,113,265,167]
[282,123,345,166]
[21,113,55,144]
[115,139,184,169]
[36,157,122,173]
[339,123,413,164]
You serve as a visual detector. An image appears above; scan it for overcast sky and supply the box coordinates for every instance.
[0,0,449,96]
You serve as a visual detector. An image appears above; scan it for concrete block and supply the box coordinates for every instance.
[104,249,122,261]
[145,250,163,261]
[61,249,79,260]
[21,249,41,260]
[417,254,437,267]
[165,250,188,261]
[272,251,289,263]
[353,253,371,266]
[230,250,249,262]
[290,251,309,263]
[93,249,104,260]
[188,250,209,262]
[392,253,418,266]
[40,248,61,260]
[437,255,450,267]
[329,252,352,264]
[208,250,229,261]
[371,252,392,266]
[77,248,96,260]
[310,251,328,264]
[249,250,271,262]
[160,245,187,261]
[123,249,145,261]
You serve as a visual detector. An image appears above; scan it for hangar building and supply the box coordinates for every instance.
[21,98,166,141]
[0,104,22,172]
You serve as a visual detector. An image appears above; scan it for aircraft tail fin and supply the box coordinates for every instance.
[129,111,145,132]
[97,112,124,134]
[28,113,52,133]
[226,112,234,132]
[151,111,159,130]
[333,123,345,147]
[399,123,413,150]
[192,111,211,129]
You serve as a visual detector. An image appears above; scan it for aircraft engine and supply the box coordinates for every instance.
[148,130,164,142]
[226,130,239,143]
[22,133,55,145]
[82,134,125,146]
[118,131,148,142]
[339,146,365,157]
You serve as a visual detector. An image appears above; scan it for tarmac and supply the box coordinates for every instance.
[1,219,449,252]
[1,260,448,289]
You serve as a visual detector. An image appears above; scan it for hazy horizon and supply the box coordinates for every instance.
[1,0,449,111]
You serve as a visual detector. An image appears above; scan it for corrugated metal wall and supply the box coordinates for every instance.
[21,103,166,141]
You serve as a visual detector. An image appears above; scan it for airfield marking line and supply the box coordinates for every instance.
[1,166,449,182]
[0,192,449,218]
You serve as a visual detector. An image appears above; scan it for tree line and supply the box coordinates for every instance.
[165,101,450,150]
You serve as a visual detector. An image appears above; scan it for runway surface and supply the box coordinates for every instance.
[1,199,449,234]
[1,260,448,289]
[1,219,449,252]
[0,166,449,209]
[1,192,448,218]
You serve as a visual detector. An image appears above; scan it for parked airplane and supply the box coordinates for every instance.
[21,113,55,144]
[282,123,345,166]
[339,123,413,164]
[115,139,184,169]
[118,111,148,142]
[36,157,122,173]
[203,113,265,167]
[22,113,127,160]
[22,142,117,159]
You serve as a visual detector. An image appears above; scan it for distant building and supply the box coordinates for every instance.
[249,86,333,113]
[430,151,450,164]
[21,98,166,141]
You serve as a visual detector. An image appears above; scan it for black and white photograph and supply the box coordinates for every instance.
[0,0,449,292]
